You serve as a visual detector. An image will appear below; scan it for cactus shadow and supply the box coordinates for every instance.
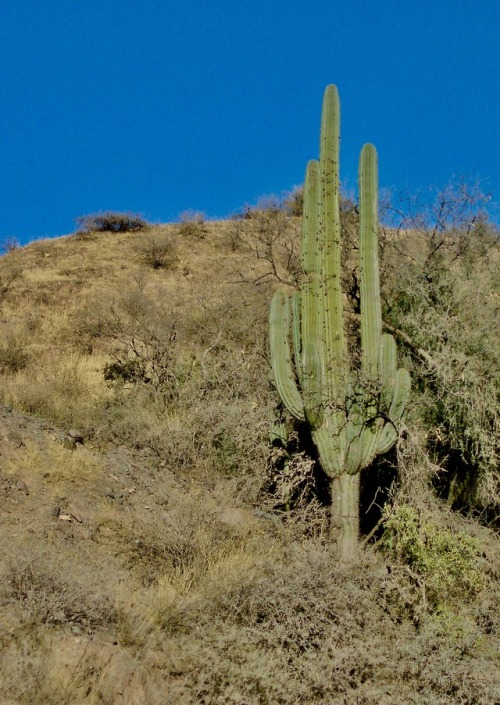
[298,423,398,539]
[359,449,398,539]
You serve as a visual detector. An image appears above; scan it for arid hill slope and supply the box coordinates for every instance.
[0,216,498,704]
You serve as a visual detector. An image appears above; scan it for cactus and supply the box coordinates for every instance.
[269,85,410,559]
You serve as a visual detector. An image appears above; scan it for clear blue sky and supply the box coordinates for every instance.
[1,1,499,244]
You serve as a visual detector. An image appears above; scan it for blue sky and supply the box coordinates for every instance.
[1,1,499,244]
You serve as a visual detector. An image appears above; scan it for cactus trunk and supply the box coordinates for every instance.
[269,85,410,560]
[330,474,360,560]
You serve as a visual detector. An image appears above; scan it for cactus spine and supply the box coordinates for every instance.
[269,85,410,559]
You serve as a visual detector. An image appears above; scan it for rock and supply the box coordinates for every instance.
[68,429,84,443]
[51,505,61,517]
[16,480,29,495]
[58,514,73,522]
[57,434,77,451]
[6,431,23,448]
[103,487,115,499]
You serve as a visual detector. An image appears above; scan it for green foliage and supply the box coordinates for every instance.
[382,504,484,610]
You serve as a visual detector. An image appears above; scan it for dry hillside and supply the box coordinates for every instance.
[0,209,498,705]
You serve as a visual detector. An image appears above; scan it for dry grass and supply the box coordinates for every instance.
[0,218,498,704]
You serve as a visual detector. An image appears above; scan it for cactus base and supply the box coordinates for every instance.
[330,474,360,561]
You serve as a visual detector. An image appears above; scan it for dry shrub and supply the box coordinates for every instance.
[1,558,115,632]
[2,352,107,430]
[101,284,181,399]
[178,210,207,238]
[91,284,273,495]
[381,219,499,520]
[75,211,149,235]
[124,488,268,588]
[229,195,301,285]
[378,181,499,520]
[0,331,29,373]
[0,260,22,299]
[3,437,103,485]
[0,633,167,705]
[121,544,497,705]
[134,232,178,270]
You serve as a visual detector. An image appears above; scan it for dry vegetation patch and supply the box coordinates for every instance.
[0,216,498,704]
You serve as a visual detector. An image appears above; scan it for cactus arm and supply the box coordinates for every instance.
[359,144,382,380]
[300,159,322,380]
[302,342,324,428]
[376,367,411,454]
[319,86,347,405]
[269,290,305,421]
[301,160,321,278]
[379,333,397,408]
[313,425,343,477]
[291,290,303,383]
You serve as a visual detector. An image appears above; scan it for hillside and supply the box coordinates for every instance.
[0,211,498,705]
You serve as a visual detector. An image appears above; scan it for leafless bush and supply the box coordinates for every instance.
[102,285,180,401]
[0,333,29,374]
[0,236,21,253]
[154,544,498,704]
[75,211,150,236]
[133,233,178,269]
[177,210,207,238]
[229,195,302,286]
[283,185,304,216]
[2,559,115,631]
[0,262,21,299]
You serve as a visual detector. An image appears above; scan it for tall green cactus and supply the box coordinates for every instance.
[269,85,410,559]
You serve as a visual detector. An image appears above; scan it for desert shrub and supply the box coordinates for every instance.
[125,489,256,588]
[2,559,115,631]
[2,353,104,430]
[133,233,178,269]
[102,286,181,401]
[130,544,497,705]
[381,504,485,612]
[177,210,207,238]
[66,301,111,355]
[75,211,149,235]
[0,261,22,299]
[0,236,20,253]
[380,186,499,519]
[230,193,360,295]
[260,429,330,536]
[0,334,29,373]
[283,186,304,216]
[229,195,301,285]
